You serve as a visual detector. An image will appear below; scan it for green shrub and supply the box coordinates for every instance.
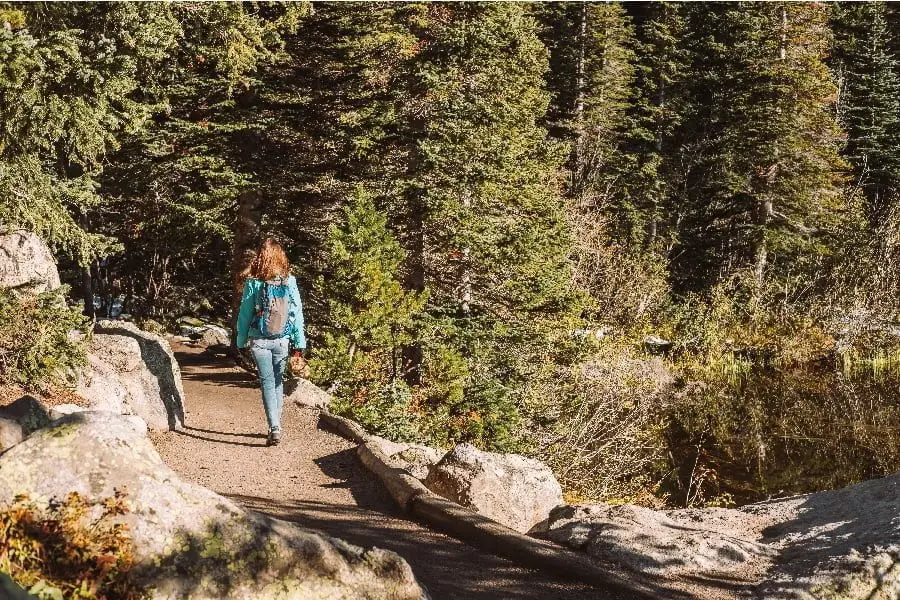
[0,287,88,392]
[0,490,146,600]
[331,380,422,443]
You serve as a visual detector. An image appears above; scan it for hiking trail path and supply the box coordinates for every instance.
[151,343,621,600]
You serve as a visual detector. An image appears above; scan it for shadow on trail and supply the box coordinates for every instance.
[181,369,258,389]
[174,428,267,448]
[183,425,267,439]
[311,447,400,512]
[176,348,259,390]
[228,493,621,600]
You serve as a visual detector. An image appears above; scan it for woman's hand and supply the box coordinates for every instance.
[289,351,310,379]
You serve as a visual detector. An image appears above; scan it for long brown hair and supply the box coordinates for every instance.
[244,238,290,281]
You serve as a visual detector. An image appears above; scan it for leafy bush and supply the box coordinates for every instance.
[0,287,88,392]
[0,490,146,600]
[330,379,422,443]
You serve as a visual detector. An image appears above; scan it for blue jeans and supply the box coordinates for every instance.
[249,337,289,432]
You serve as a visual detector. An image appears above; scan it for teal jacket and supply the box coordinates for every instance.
[236,275,306,350]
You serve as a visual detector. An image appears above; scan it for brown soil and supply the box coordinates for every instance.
[150,343,631,600]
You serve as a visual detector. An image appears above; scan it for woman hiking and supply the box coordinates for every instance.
[236,238,306,446]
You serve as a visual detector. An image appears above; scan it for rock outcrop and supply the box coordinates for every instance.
[76,321,185,430]
[0,230,60,293]
[200,325,230,348]
[0,411,428,600]
[0,395,51,454]
[48,403,87,421]
[424,443,563,533]
[546,503,775,577]
[547,474,900,599]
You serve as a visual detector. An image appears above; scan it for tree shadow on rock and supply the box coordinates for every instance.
[130,514,423,599]
[757,474,900,596]
[95,323,186,430]
[0,395,51,435]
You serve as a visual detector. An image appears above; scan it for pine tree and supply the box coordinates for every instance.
[0,3,178,263]
[535,2,676,325]
[534,3,639,225]
[671,2,846,296]
[310,3,580,448]
[393,3,580,449]
[312,188,426,388]
[624,1,688,250]
[832,1,900,224]
[96,3,307,317]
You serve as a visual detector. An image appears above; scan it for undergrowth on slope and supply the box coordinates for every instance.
[0,490,146,600]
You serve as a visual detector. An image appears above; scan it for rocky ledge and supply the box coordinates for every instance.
[0,411,428,600]
[547,475,899,599]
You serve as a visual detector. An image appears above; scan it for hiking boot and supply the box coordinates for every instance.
[267,429,282,446]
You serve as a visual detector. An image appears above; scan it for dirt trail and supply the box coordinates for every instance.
[151,344,627,600]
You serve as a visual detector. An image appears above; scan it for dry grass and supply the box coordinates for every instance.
[539,342,674,502]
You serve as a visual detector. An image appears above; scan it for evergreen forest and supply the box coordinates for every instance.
[2,1,899,508]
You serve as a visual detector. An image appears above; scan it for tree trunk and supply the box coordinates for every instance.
[81,266,95,321]
[460,193,472,316]
[78,214,95,320]
[754,6,788,286]
[571,2,587,193]
[231,190,264,348]
[753,197,773,286]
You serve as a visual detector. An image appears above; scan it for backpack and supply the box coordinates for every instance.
[255,278,292,338]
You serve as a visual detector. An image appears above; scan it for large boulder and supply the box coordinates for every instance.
[0,417,23,453]
[48,403,87,421]
[423,443,563,533]
[755,474,899,599]
[0,230,60,293]
[0,411,428,600]
[0,395,51,454]
[547,473,900,599]
[370,436,444,481]
[200,325,230,348]
[76,321,185,430]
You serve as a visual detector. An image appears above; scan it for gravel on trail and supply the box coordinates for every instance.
[151,343,633,600]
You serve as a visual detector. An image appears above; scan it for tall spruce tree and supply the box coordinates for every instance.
[832,0,900,224]
[535,2,676,325]
[625,1,688,251]
[671,2,845,297]
[396,3,580,448]
[96,3,307,318]
[535,3,639,228]
[310,3,580,449]
[312,189,426,389]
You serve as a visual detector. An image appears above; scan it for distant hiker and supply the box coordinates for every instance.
[236,238,306,446]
